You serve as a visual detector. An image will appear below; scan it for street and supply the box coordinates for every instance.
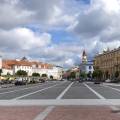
[0,81,120,100]
[0,81,120,120]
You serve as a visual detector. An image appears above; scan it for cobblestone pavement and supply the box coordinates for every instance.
[0,106,120,120]
[0,106,46,120]
[0,81,120,119]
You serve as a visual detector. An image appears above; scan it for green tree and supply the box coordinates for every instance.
[7,72,11,76]
[16,70,27,76]
[87,72,92,78]
[70,72,76,79]
[50,75,53,80]
[115,71,119,78]
[92,69,103,80]
[32,73,40,77]
[80,72,87,78]
[105,71,109,79]
[0,69,2,76]
[41,74,47,78]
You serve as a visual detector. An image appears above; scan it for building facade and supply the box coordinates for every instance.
[80,50,94,75]
[80,61,94,74]
[1,58,63,80]
[94,47,120,79]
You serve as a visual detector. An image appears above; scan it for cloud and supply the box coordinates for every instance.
[0,0,120,68]
[0,27,51,50]
[0,0,77,30]
[0,0,34,29]
[68,8,110,39]
[69,0,120,43]
[65,59,74,66]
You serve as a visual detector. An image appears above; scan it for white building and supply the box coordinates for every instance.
[80,50,94,76]
[80,61,94,74]
[47,66,63,80]
[1,58,63,80]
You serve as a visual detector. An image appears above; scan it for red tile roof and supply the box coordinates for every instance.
[2,60,53,69]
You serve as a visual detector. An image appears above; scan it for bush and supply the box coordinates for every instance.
[70,72,76,79]
[115,71,119,78]
[16,70,27,76]
[32,73,40,77]
[92,69,103,80]
[41,74,47,78]
[50,75,53,79]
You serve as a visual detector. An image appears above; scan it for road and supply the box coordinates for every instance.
[0,81,120,100]
[1,81,120,120]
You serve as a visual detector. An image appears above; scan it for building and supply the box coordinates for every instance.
[94,47,120,79]
[1,57,63,80]
[80,61,94,74]
[80,50,94,75]
[71,66,80,79]
[82,50,87,63]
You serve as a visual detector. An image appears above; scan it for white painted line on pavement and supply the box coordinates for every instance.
[84,83,105,100]
[33,81,70,120]
[56,82,74,100]
[103,83,120,86]
[0,83,51,95]
[34,106,55,120]
[12,81,66,100]
[84,83,120,112]
[102,84,120,92]
[0,99,117,106]
[34,81,71,120]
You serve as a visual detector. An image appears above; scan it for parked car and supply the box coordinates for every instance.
[14,78,27,85]
[39,79,45,83]
[78,79,83,83]
[94,81,101,84]
[94,79,101,84]
[105,79,111,83]
[111,78,120,83]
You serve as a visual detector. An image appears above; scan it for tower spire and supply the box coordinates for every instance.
[82,50,87,63]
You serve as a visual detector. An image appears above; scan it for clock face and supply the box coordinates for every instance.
[83,56,87,59]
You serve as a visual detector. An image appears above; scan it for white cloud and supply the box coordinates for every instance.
[0,1,34,29]
[0,0,120,68]
[65,59,74,66]
[0,0,77,30]
[68,0,120,49]
[96,0,120,13]
[0,28,51,50]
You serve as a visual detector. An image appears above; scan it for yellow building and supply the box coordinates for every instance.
[94,47,120,79]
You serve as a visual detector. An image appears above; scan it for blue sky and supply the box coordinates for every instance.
[78,0,90,4]
[0,0,120,68]
[49,30,77,44]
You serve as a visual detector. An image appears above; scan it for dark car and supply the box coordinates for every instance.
[94,81,100,84]
[14,78,27,86]
[94,79,101,84]
[39,79,45,83]
[111,78,120,83]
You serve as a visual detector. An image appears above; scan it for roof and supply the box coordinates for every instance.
[82,50,87,56]
[2,59,54,69]
[95,47,120,58]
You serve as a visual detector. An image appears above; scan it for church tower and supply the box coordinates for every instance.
[82,50,87,64]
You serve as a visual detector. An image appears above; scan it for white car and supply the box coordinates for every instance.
[105,79,111,83]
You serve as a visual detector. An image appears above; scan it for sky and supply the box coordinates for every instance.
[0,0,120,68]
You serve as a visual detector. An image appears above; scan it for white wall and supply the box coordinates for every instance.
[86,65,94,74]
[14,65,33,76]
[2,63,63,80]
[2,69,13,75]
